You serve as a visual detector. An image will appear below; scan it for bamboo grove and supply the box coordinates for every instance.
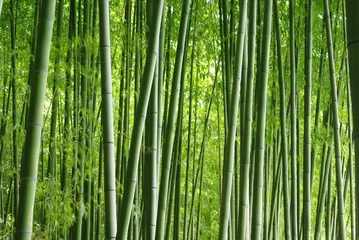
[1,0,359,239]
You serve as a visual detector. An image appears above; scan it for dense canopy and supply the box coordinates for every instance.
[0,0,359,239]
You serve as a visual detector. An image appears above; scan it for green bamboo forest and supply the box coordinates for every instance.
[1,0,359,239]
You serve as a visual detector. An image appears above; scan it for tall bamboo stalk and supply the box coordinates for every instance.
[345,1,359,238]
[99,0,117,238]
[218,0,247,238]
[289,0,298,237]
[144,2,159,238]
[74,1,90,238]
[273,0,290,238]
[15,1,56,239]
[10,0,18,230]
[347,76,356,239]
[237,0,257,238]
[183,22,196,240]
[0,0,3,18]
[251,0,273,238]
[48,0,64,180]
[156,0,191,238]
[303,0,313,238]
[323,0,346,238]
[117,0,165,238]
